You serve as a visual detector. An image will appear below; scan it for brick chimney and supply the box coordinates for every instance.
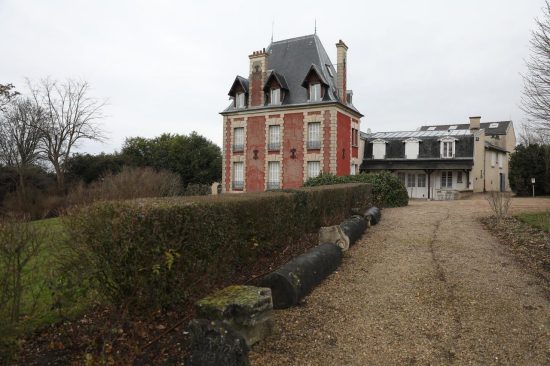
[336,40,348,104]
[248,49,268,107]
[469,116,481,130]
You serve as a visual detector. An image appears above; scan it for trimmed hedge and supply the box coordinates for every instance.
[64,183,371,310]
[303,172,409,208]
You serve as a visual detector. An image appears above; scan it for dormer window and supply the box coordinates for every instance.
[310,83,321,102]
[236,92,245,108]
[439,137,457,158]
[270,88,281,105]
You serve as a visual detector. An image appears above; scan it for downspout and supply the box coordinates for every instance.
[483,147,486,192]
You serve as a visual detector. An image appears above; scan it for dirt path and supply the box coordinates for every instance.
[250,197,550,365]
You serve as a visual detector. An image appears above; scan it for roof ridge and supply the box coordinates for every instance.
[269,34,316,46]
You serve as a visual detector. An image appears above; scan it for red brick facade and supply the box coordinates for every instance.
[221,35,363,192]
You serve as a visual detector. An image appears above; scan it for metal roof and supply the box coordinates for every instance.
[365,129,474,140]
[223,34,361,115]
[419,121,511,135]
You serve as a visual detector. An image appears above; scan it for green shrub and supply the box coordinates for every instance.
[64,184,371,311]
[303,172,408,208]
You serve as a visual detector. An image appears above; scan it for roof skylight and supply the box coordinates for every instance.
[449,125,457,130]
[427,127,436,131]
[326,65,334,77]
[489,123,499,128]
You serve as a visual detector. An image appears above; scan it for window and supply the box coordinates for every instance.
[397,172,406,186]
[449,125,457,130]
[418,174,426,187]
[457,171,463,184]
[499,153,504,168]
[307,161,321,179]
[270,88,281,105]
[268,125,281,151]
[427,127,436,131]
[351,164,359,175]
[489,123,499,128]
[326,64,334,77]
[491,151,496,167]
[495,152,500,167]
[404,139,420,159]
[441,171,453,188]
[267,161,280,189]
[236,92,245,108]
[310,83,321,102]
[233,162,244,190]
[352,128,359,146]
[307,122,321,149]
[407,173,416,188]
[233,128,244,152]
[372,140,386,159]
[441,141,454,158]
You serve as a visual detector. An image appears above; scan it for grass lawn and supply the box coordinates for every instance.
[517,211,550,232]
[1,217,92,335]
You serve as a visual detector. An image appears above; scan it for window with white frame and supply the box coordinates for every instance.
[351,164,356,175]
[233,162,244,189]
[233,128,244,152]
[407,173,416,188]
[307,161,321,179]
[307,122,321,149]
[441,171,453,188]
[441,140,454,158]
[268,125,281,151]
[499,153,504,168]
[418,174,427,187]
[404,138,420,159]
[457,171,463,184]
[372,140,387,159]
[310,83,321,102]
[267,161,280,189]
[397,172,406,186]
[236,92,245,108]
[270,88,281,105]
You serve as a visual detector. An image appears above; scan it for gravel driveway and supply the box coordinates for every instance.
[250,197,550,365]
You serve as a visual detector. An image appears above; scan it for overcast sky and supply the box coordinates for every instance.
[0,0,545,154]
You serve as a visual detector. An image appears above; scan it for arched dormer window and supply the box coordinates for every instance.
[371,139,388,159]
[301,64,329,103]
[438,136,458,158]
[402,137,421,159]
[263,70,289,106]
[228,76,249,109]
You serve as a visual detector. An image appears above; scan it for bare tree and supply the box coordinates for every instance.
[0,98,45,199]
[521,1,550,134]
[518,120,550,146]
[28,79,105,191]
[0,83,19,112]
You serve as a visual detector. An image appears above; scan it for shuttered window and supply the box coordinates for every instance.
[310,83,321,101]
[307,122,321,149]
[268,125,280,150]
[233,128,244,152]
[233,162,244,189]
[270,88,281,105]
[267,161,280,189]
[307,161,321,179]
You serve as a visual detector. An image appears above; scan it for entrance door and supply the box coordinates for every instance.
[499,173,505,192]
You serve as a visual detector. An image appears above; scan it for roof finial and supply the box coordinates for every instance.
[314,19,317,34]
[271,20,274,43]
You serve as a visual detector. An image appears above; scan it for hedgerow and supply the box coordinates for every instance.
[64,183,371,311]
[303,172,409,208]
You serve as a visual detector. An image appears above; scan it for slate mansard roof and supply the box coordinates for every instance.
[419,121,511,135]
[223,34,361,115]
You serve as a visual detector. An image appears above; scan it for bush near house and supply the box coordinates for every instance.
[303,172,409,208]
[64,183,371,311]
